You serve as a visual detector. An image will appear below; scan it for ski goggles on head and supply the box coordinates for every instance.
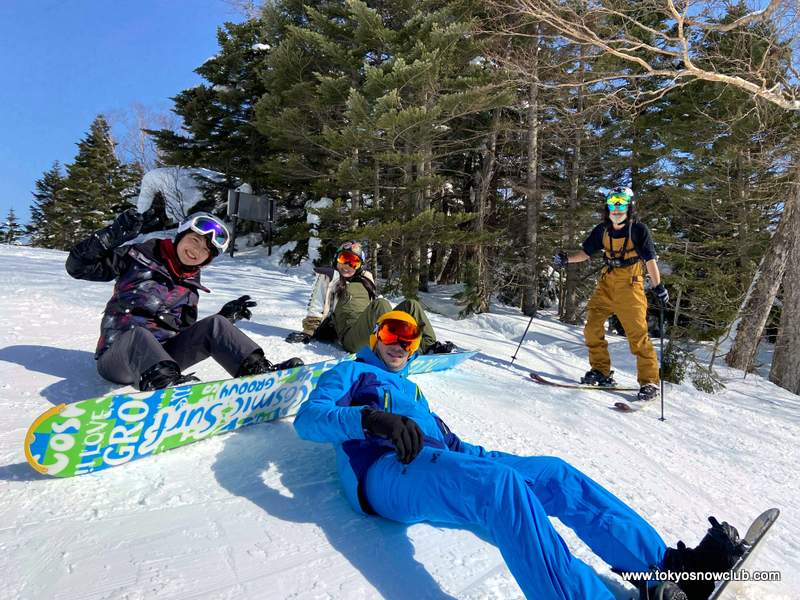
[179,213,231,252]
[336,251,363,269]
[375,318,421,352]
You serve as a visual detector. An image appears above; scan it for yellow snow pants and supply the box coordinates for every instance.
[584,264,659,385]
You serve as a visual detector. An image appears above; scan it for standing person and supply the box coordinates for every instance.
[554,186,669,401]
[285,241,454,354]
[66,208,303,391]
[294,310,743,600]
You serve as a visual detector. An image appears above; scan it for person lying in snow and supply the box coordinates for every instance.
[66,208,303,391]
[294,310,744,600]
[285,240,454,354]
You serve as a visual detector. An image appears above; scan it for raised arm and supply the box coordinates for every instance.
[65,208,143,281]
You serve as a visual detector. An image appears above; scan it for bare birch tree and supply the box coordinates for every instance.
[487,0,800,110]
[109,103,182,171]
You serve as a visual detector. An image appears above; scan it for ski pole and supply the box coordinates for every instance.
[511,312,535,364]
[659,304,665,422]
[511,266,603,365]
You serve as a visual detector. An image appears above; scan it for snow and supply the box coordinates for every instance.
[0,243,796,600]
[305,197,331,264]
[136,167,251,222]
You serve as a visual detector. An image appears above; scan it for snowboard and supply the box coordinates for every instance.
[529,371,640,392]
[708,507,781,600]
[25,350,476,477]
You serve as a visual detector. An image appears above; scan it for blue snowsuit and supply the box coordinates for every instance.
[293,348,667,599]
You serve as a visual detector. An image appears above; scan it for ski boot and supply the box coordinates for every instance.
[424,341,456,354]
[139,360,200,391]
[637,383,659,401]
[643,582,688,600]
[285,331,311,344]
[662,516,746,599]
[581,368,617,387]
[236,350,304,377]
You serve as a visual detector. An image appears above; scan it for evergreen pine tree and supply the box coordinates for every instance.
[3,209,23,244]
[28,161,67,248]
[149,19,275,200]
[61,115,140,247]
[149,17,300,237]
[258,0,508,296]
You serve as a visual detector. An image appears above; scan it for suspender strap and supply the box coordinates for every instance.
[603,223,640,270]
[603,255,642,269]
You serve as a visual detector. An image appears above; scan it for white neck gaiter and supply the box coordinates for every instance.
[609,213,628,225]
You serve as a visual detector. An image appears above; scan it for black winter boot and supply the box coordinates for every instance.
[663,517,745,599]
[236,351,304,377]
[649,582,688,600]
[581,368,617,387]
[424,341,456,354]
[139,360,200,391]
[638,383,659,401]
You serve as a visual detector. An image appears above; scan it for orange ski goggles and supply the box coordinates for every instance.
[336,251,363,269]
[371,311,422,354]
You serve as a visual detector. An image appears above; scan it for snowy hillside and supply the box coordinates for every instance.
[0,244,795,600]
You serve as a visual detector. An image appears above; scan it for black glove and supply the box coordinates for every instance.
[139,205,166,233]
[553,250,568,270]
[652,283,669,306]
[362,409,423,464]
[285,331,311,344]
[704,517,746,561]
[96,208,144,250]
[219,295,257,323]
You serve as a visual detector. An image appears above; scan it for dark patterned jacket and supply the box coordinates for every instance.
[66,236,209,358]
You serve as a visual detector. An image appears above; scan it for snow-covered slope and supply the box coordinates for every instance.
[0,244,795,600]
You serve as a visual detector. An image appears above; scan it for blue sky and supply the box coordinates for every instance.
[0,0,242,223]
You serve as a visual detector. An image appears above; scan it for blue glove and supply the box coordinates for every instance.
[653,283,669,306]
[553,251,568,270]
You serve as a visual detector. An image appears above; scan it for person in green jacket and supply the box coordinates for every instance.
[286,241,454,354]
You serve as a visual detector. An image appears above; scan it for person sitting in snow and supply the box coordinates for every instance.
[285,240,454,354]
[294,310,745,600]
[66,208,303,391]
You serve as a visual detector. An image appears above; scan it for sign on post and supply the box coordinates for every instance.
[227,190,276,257]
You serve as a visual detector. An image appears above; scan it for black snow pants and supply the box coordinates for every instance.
[97,314,260,388]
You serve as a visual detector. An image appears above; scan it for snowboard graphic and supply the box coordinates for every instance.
[25,351,475,477]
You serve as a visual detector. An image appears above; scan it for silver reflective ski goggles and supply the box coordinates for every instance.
[179,214,230,252]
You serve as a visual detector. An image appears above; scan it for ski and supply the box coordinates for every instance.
[708,508,780,600]
[529,371,639,392]
[612,399,656,413]
[25,351,476,477]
